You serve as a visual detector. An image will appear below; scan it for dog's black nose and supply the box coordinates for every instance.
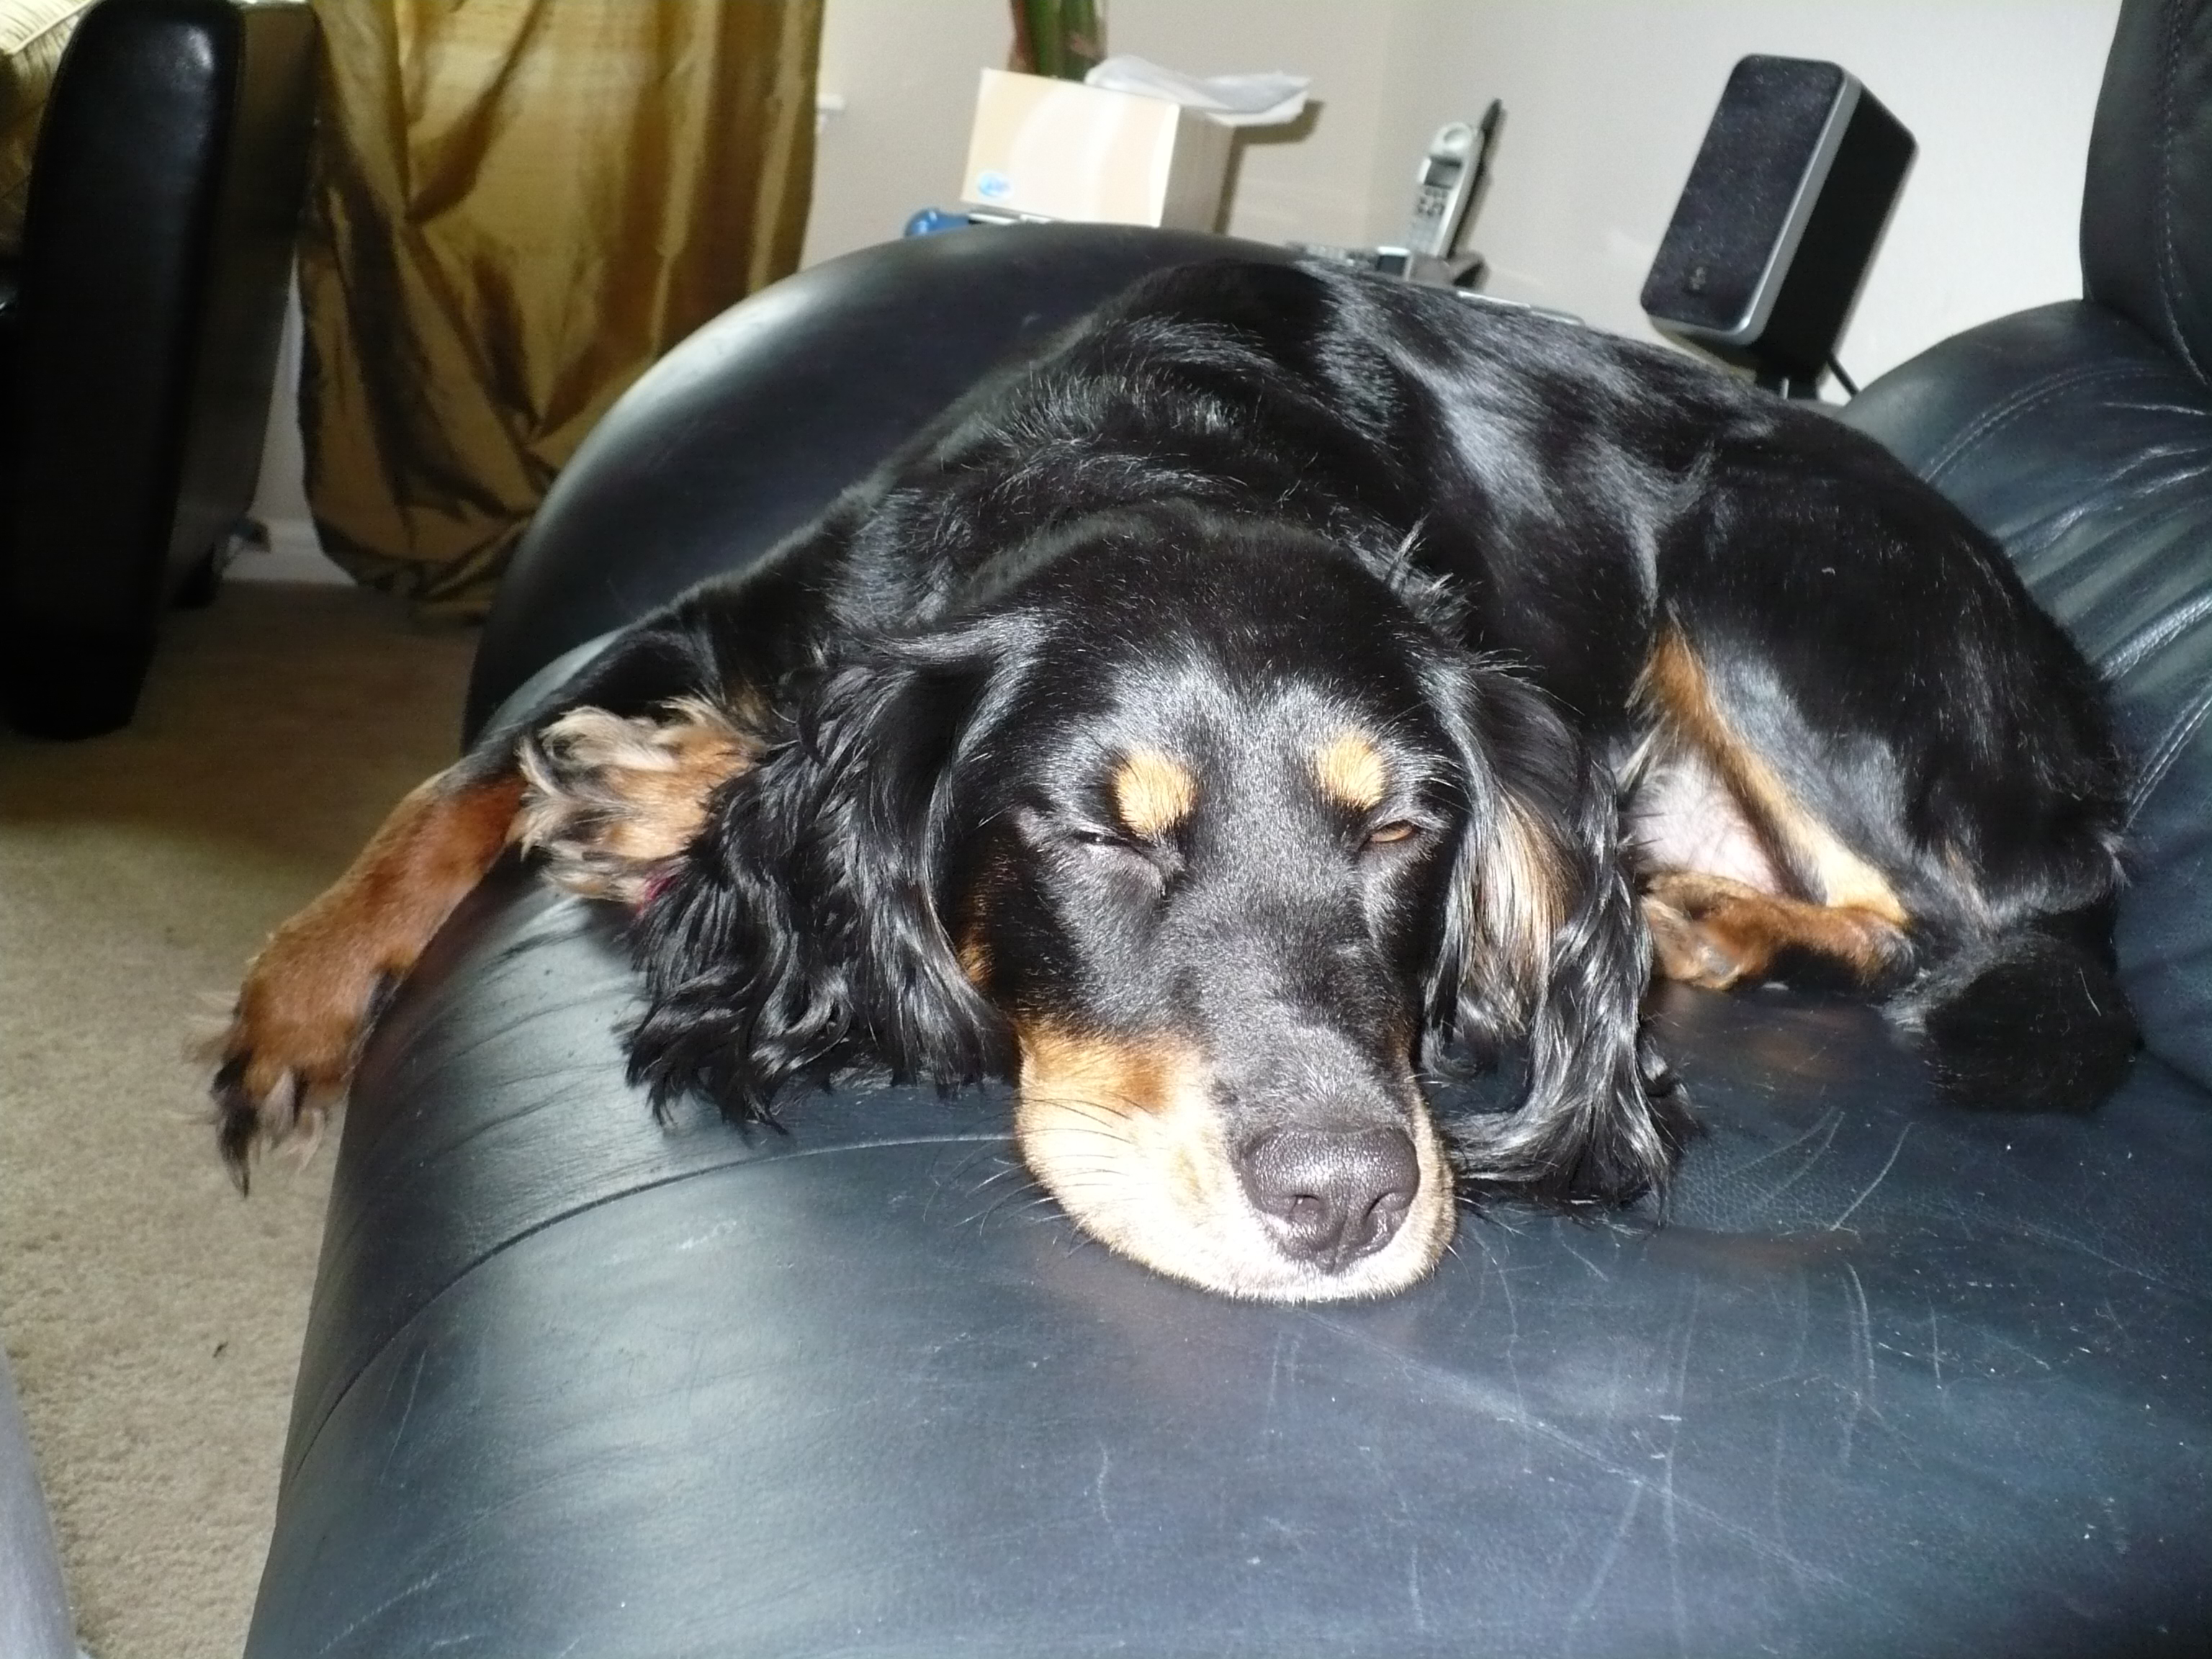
[1238,1125,1420,1269]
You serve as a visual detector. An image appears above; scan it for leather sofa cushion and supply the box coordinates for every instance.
[0,0,91,254]
[246,869,2212,1658]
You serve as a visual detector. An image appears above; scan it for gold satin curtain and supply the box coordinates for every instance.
[299,0,822,618]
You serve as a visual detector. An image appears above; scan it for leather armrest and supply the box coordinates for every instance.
[0,0,314,737]
[464,222,1296,738]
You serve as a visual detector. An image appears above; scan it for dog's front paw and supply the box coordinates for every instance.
[1641,870,1751,989]
[516,698,755,905]
[211,900,394,1188]
[1641,867,1907,996]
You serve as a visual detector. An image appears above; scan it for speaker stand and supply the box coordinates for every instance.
[1755,367,1826,400]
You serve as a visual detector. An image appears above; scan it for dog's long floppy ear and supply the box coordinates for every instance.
[624,616,1029,1120]
[1426,660,1689,1207]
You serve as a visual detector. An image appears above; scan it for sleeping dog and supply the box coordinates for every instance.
[214,259,2135,1303]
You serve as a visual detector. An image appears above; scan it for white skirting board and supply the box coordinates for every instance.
[222,516,352,585]
[237,269,351,586]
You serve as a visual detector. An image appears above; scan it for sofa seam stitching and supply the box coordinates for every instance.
[1920,362,2159,483]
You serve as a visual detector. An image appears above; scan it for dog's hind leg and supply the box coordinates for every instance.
[1632,625,1920,991]
[1646,456,2135,1111]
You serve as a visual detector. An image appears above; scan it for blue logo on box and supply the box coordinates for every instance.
[974,170,1012,201]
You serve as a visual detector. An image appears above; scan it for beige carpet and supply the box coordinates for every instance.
[0,583,478,1659]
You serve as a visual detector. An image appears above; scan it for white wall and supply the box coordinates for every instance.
[239,279,349,584]
[801,0,1014,264]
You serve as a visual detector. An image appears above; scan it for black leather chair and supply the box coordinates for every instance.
[242,4,2211,1653]
[0,0,316,739]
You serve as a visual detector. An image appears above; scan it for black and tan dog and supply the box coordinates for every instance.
[214,260,2135,1303]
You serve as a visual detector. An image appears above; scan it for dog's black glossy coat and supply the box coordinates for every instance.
[473,259,2133,1229]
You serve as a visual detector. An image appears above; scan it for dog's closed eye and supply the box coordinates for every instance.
[1066,823,1185,895]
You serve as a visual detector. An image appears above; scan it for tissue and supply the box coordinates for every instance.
[1082,55,1310,128]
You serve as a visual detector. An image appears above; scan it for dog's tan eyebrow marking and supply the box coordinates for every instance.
[1112,748,1197,839]
[1313,732,1388,811]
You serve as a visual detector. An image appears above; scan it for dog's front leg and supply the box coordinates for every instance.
[212,760,525,1184]
[212,692,758,1184]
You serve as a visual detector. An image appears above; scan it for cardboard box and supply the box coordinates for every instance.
[961,68,1233,230]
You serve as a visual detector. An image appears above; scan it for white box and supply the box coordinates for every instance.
[960,68,1233,231]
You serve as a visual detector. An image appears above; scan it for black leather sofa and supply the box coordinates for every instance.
[0,0,315,739]
[243,4,2211,1653]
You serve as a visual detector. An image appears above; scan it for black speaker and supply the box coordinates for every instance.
[1641,56,1913,393]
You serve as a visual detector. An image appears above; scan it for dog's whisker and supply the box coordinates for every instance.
[963,1156,1034,1190]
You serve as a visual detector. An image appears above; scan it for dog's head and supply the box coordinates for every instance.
[629,507,1680,1301]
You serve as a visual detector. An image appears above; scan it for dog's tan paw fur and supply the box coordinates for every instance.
[516,698,757,906]
[212,768,526,1187]
[212,896,396,1185]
